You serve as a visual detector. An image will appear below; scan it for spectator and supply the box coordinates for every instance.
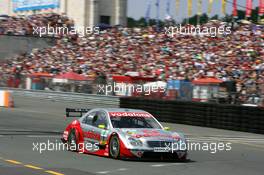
[0,14,263,104]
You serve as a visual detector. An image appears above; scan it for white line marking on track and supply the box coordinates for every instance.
[151,164,167,167]
[96,171,110,174]
[117,168,128,171]
[96,168,128,174]
[150,163,183,167]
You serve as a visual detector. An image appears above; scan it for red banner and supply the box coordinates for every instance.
[260,0,264,16]
[233,0,238,17]
[246,0,253,17]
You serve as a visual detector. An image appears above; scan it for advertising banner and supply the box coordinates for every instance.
[13,0,59,12]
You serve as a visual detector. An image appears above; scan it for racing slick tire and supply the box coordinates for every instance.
[109,135,120,159]
[67,129,78,152]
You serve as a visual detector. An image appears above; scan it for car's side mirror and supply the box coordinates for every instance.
[98,124,106,129]
[164,127,170,131]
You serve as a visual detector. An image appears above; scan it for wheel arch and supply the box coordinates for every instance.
[67,120,84,143]
[108,132,134,158]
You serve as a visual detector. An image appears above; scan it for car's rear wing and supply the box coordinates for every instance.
[65,108,90,118]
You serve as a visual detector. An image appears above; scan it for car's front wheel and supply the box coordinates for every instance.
[109,135,120,159]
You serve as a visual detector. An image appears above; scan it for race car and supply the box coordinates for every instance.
[62,108,188,160]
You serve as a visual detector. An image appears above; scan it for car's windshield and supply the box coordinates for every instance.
[110,116,162,129]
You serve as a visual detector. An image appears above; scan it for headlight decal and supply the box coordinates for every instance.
[128,137,143,146]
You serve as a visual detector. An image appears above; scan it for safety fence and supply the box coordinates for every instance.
[0,88,119,108]
[2,88,264,134]
[120,97,264,134]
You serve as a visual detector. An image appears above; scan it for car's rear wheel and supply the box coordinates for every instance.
[68,129,78,152]
[109,135,120,159]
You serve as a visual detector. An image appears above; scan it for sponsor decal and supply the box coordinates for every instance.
[126,129,180,139]
[83,131,101,141]
[109,112,153,118]
[131,130,179,139]
[133,133,179,139]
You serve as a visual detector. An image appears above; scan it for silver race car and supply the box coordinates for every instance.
[62,108,188,160]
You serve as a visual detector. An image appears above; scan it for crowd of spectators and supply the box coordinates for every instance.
[0,13,73,35]
[0,13,263,104]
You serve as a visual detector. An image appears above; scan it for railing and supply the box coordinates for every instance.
[0,87,119,108]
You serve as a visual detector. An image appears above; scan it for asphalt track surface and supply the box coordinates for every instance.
[1,96,264,175]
